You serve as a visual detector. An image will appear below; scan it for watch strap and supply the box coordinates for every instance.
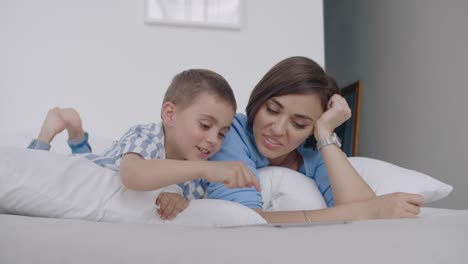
[316,132,342,150]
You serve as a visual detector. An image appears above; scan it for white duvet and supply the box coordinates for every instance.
[1,207,468,264]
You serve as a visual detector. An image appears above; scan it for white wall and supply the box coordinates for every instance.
[325,0,468,209]
[1,0,324,142]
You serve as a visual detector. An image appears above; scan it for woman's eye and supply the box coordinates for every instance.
[293,122,307,129]
[266,106,279,114]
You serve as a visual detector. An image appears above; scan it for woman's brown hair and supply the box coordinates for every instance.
[245,56,340,148]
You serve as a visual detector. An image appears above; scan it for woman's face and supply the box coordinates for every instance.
[252,93,324,163]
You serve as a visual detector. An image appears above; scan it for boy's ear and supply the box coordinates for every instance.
[161,101,176,126]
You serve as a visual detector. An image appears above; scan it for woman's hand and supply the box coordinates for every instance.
[361,192,424,219]
[155,192,189,220]
[203,161,261,192]
[314,94,352,140]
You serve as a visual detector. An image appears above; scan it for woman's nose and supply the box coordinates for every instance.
[271,117,287,136]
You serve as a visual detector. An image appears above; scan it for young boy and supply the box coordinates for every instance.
[28,69,260,220]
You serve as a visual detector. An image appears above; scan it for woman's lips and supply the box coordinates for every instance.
[263,135,282,149]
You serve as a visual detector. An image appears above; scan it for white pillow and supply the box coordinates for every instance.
[349,157,453,203]
[0,146,452,225]
[169,199,266,227]
[0,147,266,227]
[256,157,453,211]
[258,166,327,211]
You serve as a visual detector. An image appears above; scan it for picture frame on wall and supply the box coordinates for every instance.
[335,80,362,156]
[145,0,243,30]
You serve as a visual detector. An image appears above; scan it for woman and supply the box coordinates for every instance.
[207,56,423,223]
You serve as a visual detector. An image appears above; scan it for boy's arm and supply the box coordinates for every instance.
[119,153,260,192]
[119,153,207,191]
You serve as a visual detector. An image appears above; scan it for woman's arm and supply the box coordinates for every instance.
[255,192,423,223]
[314,94,375,205]
[318,143,374,204]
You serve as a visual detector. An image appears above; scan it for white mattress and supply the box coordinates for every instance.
[1,207,467,264]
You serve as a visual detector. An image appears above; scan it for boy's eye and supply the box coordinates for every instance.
[218,132,226,139]
[266,106,279,114]
[199,122,211,130]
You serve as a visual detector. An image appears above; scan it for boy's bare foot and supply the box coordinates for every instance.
[37,107,66,144]
[59,108,85,141]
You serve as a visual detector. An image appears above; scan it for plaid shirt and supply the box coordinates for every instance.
[83,122,205,200]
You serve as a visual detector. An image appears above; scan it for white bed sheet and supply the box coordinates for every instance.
[1,207,467,264]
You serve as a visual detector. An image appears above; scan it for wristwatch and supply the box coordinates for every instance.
[316,132,342,150]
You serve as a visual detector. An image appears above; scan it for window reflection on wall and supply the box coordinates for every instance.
[146,0,242,29]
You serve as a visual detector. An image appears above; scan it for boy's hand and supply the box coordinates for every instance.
[314,94,352,140]
[155,192,189,220]
[204,161,261,192]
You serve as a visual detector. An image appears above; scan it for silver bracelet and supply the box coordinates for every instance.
[303,210,312,223]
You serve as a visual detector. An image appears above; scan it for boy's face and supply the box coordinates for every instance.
[164,93,235,161]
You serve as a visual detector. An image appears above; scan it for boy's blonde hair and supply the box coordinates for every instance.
[163,69,237,112]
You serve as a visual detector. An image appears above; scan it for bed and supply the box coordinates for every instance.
[0,135,467,263]
[2,208,468,263]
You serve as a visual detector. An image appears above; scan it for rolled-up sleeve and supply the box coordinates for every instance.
[299,147,335,207]
[117,124,163,160]
[207,120,263,209]
[312,159,335,207]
